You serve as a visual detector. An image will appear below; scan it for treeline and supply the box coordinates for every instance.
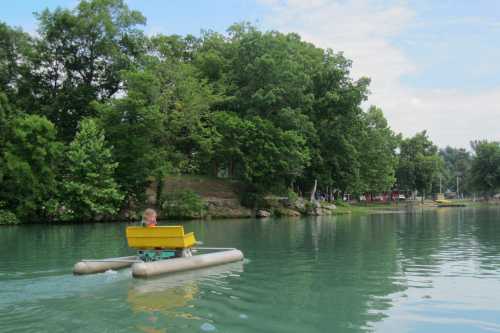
[0,0,498,223]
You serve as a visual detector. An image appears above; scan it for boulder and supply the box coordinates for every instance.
[293,198,308,213]
[256,210,271,218]
[306,201,323,216]
[275,208,301,217]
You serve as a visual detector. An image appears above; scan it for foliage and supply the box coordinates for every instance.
[2,0,489,222]
[439,146,473,194]
[0,114,62,219]
[0,23,33,99]
[287,189,299,203]
[161,189,206,218]
[56,118,123,221]
[154,60,220,174]
[396,131,444,196]
[31,0,147,140]
[0,202,19,225]
[358,106,398,193]
[96,70,169,201]
[470,141,500,195]
[0,210,19,225]
[240,116,310,190]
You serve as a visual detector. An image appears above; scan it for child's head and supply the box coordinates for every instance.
[142,208,157,225]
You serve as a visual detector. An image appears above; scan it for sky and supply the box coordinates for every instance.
[1,0,500,148]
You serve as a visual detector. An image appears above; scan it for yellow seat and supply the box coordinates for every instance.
[126,226,196,250]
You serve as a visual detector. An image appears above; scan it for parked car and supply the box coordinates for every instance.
[398,194,406,200]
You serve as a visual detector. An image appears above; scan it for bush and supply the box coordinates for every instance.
[0,209,19,225]
[287,189,299,203]
[335,198,349,207]
[161,189,206,218]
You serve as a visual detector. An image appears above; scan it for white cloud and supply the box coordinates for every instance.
[259,0,500,148]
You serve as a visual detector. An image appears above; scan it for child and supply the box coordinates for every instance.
[141,208,157,227]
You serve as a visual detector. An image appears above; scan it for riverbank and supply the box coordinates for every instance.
[333,199,499,215]
[3,172,498,225]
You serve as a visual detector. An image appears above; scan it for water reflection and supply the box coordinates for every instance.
[127,262,244,332]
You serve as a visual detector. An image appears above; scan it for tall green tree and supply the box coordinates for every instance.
[57,118,123,221]
[0,114,62,219]
[210,111,310,191]
[396,131,443,197]
[195,25,371,195]
[439,146,472,194]
[359,106,398,194]
[470,141,500,196]
[32,0,146,140]
[97,70,167,200]
[0,22,33,97]
[0,92,14,185]
[154,60,220,174]
[241,116,310,191]
[210,111,248,177]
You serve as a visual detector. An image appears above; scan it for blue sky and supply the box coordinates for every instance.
[1,0,499,147]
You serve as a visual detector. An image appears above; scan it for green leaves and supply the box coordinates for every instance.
[58,118,123,221]
[32,0,147,140]
[210,112,310,191]
[358,106,398,194]
[470,141,500,195]
[4,4,478,219]
[396,131,443,195]
[161,189,206,219]
[0,114,62,219]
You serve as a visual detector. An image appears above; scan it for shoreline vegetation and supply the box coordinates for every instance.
[1,0,500,225]
[3,174,499,225]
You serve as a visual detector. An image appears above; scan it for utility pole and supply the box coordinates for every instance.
[456,175,460,199]
[439,174,442,194]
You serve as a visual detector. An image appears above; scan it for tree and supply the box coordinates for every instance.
[470,141,500,196]
[210,112,310,191]
[210,111,248,177]
[0,22,33,97]
[307,50,371,195]
[97,70,167,200]
[58,118,123,221]
[439,146,472,194]
[396,131,443,197]
[33,0,146,140]
[153,60,220,174]
[240,116,310,191]
[0,92,15,192]
[0,114,62,219]
[358,106,398,194]
[196,25,371,196]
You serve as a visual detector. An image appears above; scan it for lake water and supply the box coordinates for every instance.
[1,207,500,332]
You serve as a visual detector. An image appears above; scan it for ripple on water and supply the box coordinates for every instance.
[200,322,217,331]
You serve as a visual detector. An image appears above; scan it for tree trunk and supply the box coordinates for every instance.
[310,179,317,202]
[155,179,163,207]
[213,161,218,177]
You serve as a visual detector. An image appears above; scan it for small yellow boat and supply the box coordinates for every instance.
[74,225,244,278]
[126,226,196,250]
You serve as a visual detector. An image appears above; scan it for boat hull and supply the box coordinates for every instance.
[73,256,138,275]
[132,249,244,278]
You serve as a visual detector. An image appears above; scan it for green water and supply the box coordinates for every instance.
[2,207,500,333]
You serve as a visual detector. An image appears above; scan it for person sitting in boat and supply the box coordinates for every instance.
[141,208,157,227]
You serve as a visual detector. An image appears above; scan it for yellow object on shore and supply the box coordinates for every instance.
[126,226,197,250]
[435,199,451,204]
